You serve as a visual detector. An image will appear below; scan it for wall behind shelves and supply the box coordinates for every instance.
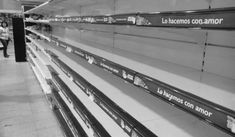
[80,0,115,15]
[210,0,235,8]
[52,0,235,82]
[114,33,204,70]
[115,0,209,13]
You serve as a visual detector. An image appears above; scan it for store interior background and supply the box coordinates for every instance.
[0,0,235,137]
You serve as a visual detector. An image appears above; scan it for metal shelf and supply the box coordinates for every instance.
[48,35,235,136]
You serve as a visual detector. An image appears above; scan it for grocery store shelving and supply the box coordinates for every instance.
[26,36,134,137]
[26,25,235,136]
[52,35,235,111]
[25,19,50,24]
[26,44,51,94]
[25,27,51,41]
[26,36,51,58]
[27,51,51,94]
[23,1,235,136]
[30,33,233,136]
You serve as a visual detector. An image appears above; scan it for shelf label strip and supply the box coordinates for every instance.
[48,8,235,29]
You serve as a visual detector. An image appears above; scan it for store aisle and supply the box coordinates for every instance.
[0,43,64,137]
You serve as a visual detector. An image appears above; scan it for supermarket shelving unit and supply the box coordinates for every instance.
[23,0,235,137]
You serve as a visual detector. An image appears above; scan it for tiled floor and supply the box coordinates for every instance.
[0,43,64,137]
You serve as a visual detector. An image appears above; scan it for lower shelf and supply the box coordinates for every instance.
[51,87,88,137]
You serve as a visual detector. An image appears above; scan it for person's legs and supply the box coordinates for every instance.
[0,39,9,57]
[6,39,9,45]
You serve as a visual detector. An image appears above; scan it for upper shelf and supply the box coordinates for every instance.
[23,0,99,14]
[26,7,235,30]
[0,10,22,14]
[49,7,235,30]
[25,19,50,24]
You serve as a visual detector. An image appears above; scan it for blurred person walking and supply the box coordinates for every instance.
[0,21,10,58]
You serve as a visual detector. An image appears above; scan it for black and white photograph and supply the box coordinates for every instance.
[0,0,235,137]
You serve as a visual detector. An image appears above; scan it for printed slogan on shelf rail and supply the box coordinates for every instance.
[161,18,224,25]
